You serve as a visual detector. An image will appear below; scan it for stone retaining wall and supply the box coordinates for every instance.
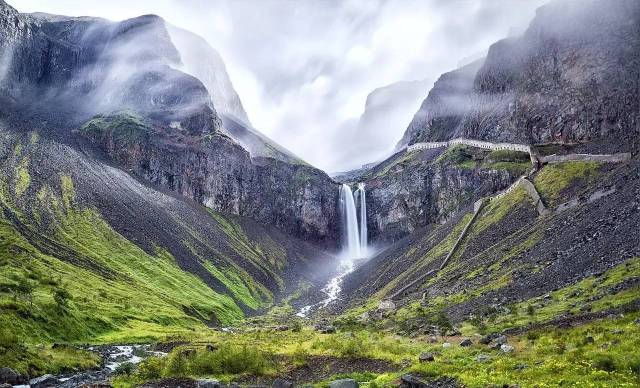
[406,138,532,154]
[540,153,631,164]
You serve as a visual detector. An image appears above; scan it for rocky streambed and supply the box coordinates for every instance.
[6,345,167,388]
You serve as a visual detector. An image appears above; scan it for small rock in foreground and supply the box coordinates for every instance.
[501,344,515,353]
[329,378,359,388]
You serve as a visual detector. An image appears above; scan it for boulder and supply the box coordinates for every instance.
[418,352,435,362]
[494,335,508,345]
[275,325,289,331]
[400,374,426,388]
[500,344,515,353]
[273,378,294,388]
[378,300,396,312]
[442,342,451,348]
[0,367,25,385]
[445,329,461,336]
[329,378,358,388]
[197,379,222,388]
[29,374,60,388]
[315,325,336,334]
[459,338,472,347]
[479,333,498,345]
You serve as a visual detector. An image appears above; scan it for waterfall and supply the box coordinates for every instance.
[340,184,361,259]
[297,183,369,317]
[357,183,368,255]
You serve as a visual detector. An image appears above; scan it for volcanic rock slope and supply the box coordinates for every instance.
[0,0,338,340]
[342,0,640,324]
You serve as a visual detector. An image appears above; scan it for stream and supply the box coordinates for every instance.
[13,345,167,388]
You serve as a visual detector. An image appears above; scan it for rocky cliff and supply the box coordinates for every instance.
[400,0,640,153]
[354,146,527,242]
[0,1,339,244]
[366,0,639,243]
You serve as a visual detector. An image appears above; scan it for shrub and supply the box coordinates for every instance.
[164,351,189,377]
[53,287,72,308]
[592,355,616,372]
[136,357,164,380]
[114,362,135,376]
[185,343,268,376]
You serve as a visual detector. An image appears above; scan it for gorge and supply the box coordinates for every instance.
[0,0,639,387]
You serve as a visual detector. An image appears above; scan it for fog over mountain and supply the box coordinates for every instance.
[16,0,547,171]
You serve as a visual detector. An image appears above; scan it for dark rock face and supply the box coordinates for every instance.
[80,113,338,244]
[361,147,520,242]
[400,0,640,152]
[0,1,339,244]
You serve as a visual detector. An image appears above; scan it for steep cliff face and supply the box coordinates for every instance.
[358,146,525,242]
[79,112,338,244]
[0,1,339,244]
[401,0,640,152]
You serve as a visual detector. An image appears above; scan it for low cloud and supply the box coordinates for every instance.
[15,0,548,172]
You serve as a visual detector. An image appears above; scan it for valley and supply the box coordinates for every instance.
[0,0,639,387]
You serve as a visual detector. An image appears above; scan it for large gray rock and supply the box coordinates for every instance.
[29,374,60,388]
[197,380,221,388]
[329,379,358,388]
[0,367,24,385]
[459,338,473,347]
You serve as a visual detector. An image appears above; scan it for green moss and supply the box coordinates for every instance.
[471,186,530,236]
[81,111,150,145]
[14,158,30,196]
[534,161,600,201]
[485,149,530,163]
[484,258,640,332]
[202,261,271,310]
[436,146,476,169]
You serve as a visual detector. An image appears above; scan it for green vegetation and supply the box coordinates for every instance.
[81,111,150,145]
[0,328,100,377]
[436,145,476,169]
[534,161,600,201]
[109,311,640,387]
[14,158,30,196]
[373,150,421,177]
[0,172,248,345]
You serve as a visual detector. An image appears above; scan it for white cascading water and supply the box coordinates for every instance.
[341,183,361,259]
[296,183,369,317]
[357,183,367,256]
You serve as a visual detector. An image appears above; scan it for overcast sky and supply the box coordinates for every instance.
[16,0,547,172]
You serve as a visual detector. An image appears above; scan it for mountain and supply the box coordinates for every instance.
[358,80,431,158]
[400,0,640,152]
[341,0,640,346]
[0,0,339,344]
[0,2,339,245]
[167,24,251,126]
[1,0,640,386]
